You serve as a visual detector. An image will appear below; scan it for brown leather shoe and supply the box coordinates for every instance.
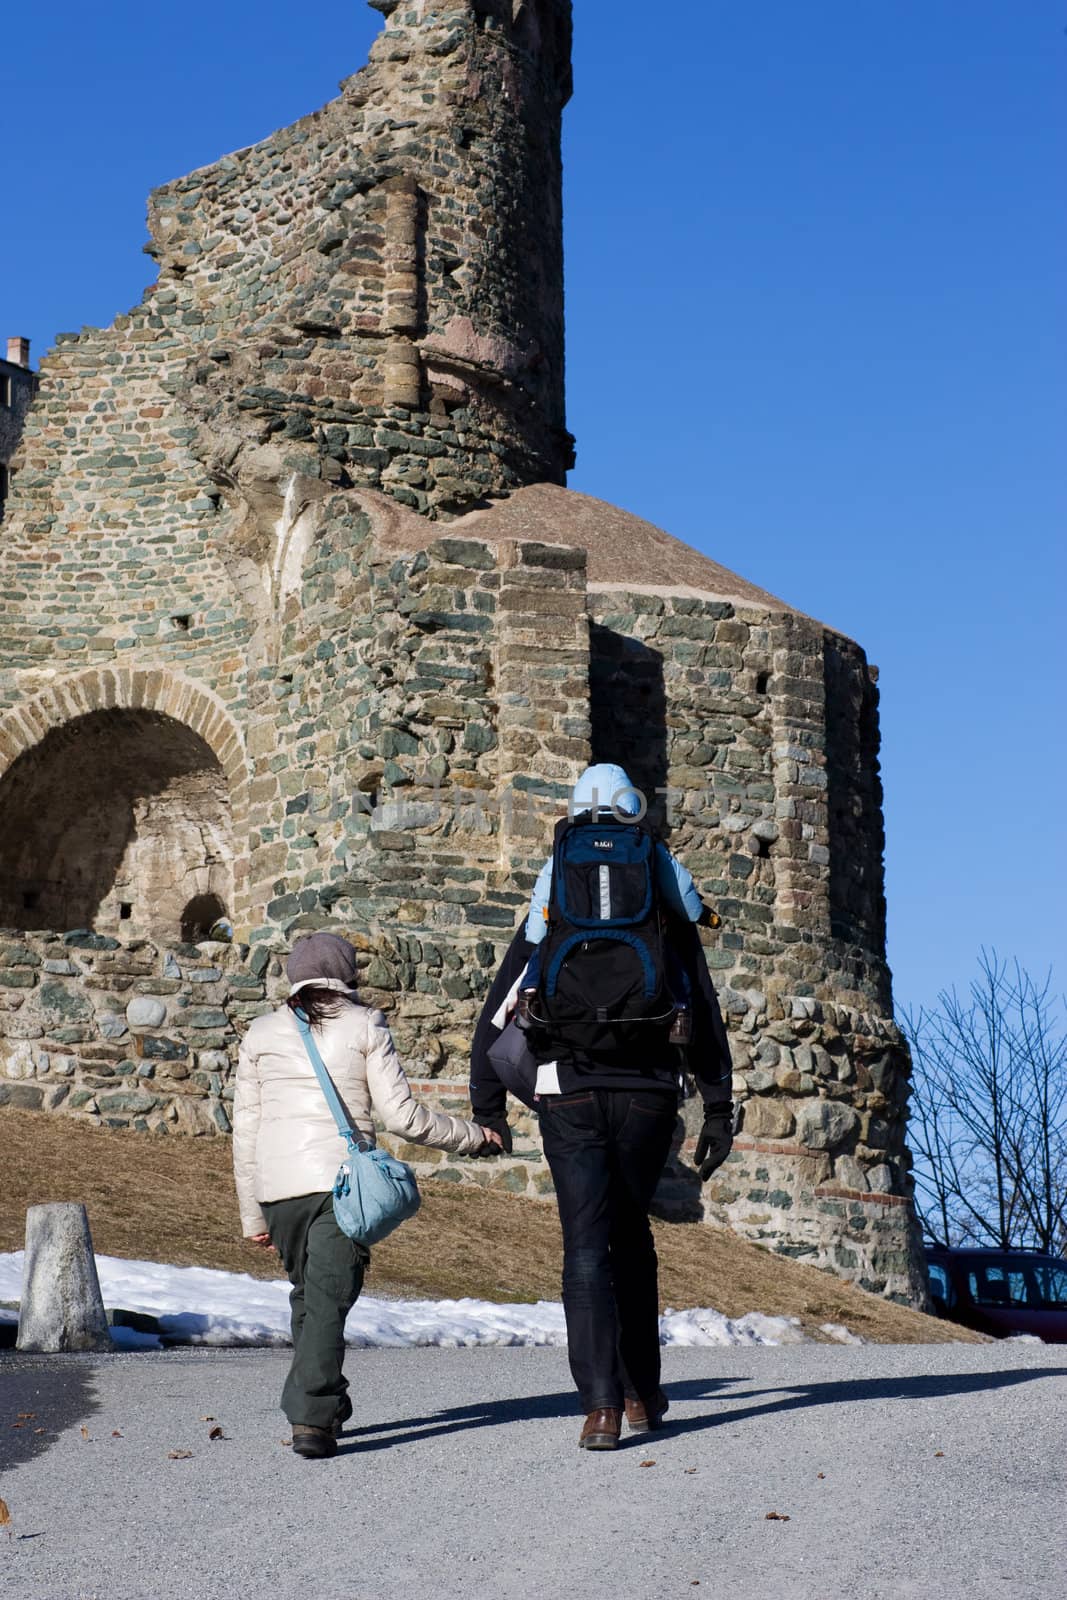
[291,1423,337,1460]
[624,1389,669,1432]
[578,1408,622,1450]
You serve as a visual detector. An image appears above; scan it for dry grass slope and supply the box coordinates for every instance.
[0,1108,979,1343]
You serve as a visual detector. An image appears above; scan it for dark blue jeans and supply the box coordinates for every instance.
[538,1086,679,1412]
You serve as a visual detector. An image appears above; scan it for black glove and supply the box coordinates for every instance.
[694,1101,733,1180]
[476,1115,513,1155]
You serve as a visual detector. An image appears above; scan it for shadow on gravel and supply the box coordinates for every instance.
[340,1366,1067,1453]
[656,1366,1067,1438]
[339,1381,740,1453]
[341,1387,580,1453]
[0,1355,100,1472]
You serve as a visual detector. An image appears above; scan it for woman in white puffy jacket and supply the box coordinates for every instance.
[233,932,500,1459]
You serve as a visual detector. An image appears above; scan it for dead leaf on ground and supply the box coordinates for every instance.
[167,1449,193,1460]
[817,1472,826,1479]
[111,1430,122,1438]
[16,1412,35,1420]
[200,1415,215,1422]
[765,1512,791,1522]
[79,1426,90,1441]
[684,1468,698,1475]
[934,1450,944,1458]
[0,1499,11,1528]
[208,1425,225,1441]
[638,1459,656,1467]
[281,1438,293,1448]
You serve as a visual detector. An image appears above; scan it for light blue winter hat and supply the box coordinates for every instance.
[570,762,643,817]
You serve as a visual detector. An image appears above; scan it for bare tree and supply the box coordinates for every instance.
[900,952,1067,1253]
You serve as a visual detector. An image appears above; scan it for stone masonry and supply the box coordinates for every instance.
[0,1,927,1302]
[0,337,38,518]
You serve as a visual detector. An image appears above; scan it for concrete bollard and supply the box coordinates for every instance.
[16,1203,113,1353]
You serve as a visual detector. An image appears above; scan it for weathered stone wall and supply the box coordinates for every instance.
[0,925,920,1299]
[0,523,923,1299]
[0,352,38,487]
[0,1,573,696]
[0,708,232,937]
[583,589,919,1297]
[0,0,575,934]
[0,927,552,1199]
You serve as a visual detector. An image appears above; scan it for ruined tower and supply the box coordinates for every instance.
[0,1,926,1301]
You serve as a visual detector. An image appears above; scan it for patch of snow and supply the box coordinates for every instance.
[820,1322,864,1344]
[0,1252,845,1350]
[661,1307,809,1346]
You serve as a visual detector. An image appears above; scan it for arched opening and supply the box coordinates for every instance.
[180,892,230,944]
[0,708,233,940]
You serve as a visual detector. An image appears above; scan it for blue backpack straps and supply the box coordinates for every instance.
[293,1009,363,1151]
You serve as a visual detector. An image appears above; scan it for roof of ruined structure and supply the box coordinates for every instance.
[363,481,826,624]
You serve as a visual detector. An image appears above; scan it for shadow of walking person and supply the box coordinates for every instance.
[336,1364,1067,1454]
[648,1364,1067,1439]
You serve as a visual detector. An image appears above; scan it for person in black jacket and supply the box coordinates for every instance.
[470,899,735,1451]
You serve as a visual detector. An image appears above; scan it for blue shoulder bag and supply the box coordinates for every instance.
[294,1011,421,1246]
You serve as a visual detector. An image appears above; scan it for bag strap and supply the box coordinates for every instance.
[293,1009,366,1152]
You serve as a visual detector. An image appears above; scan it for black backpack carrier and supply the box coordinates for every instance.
[523,810,691,1055]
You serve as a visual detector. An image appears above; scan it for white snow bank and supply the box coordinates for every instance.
[0,1252,854,1349]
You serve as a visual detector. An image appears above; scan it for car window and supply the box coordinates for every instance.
[968,1264,1027,1307]
[927,1260,954,1305]
[1032,1261,1067,1307]
[966,1256,1067,1309]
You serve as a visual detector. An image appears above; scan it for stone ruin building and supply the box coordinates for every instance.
[0,0,926,1302]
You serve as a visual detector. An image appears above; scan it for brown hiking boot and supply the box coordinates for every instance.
[578,1408,622,1450]
[291,1424,337,1460]
[624,1390,669,1432]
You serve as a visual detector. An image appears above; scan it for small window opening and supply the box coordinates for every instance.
[180,892,228,943]
[119,902,133,920]
[170,614,191,632]
[753,837,771,859]
[22,889,39,910]
[755,671,771,696]
[0,375,11,408]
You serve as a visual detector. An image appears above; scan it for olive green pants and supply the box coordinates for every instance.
[261,1192,368,1430]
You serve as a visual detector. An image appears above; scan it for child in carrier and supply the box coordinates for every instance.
[523,762,707,946]
[512,762,716,1078]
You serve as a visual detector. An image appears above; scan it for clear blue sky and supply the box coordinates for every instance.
[2,0,1064,1014]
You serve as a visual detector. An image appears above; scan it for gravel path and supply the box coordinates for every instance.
[1,1343,1064,1600]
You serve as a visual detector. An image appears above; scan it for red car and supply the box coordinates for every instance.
[926,1247,1067,1343]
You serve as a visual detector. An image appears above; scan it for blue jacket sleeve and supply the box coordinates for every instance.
[524,856,553,945]
[655,843,704,922]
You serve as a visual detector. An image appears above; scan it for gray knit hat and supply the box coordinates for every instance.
[286,933,359,997]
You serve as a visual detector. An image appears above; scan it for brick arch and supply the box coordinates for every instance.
[0,668,251,922]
